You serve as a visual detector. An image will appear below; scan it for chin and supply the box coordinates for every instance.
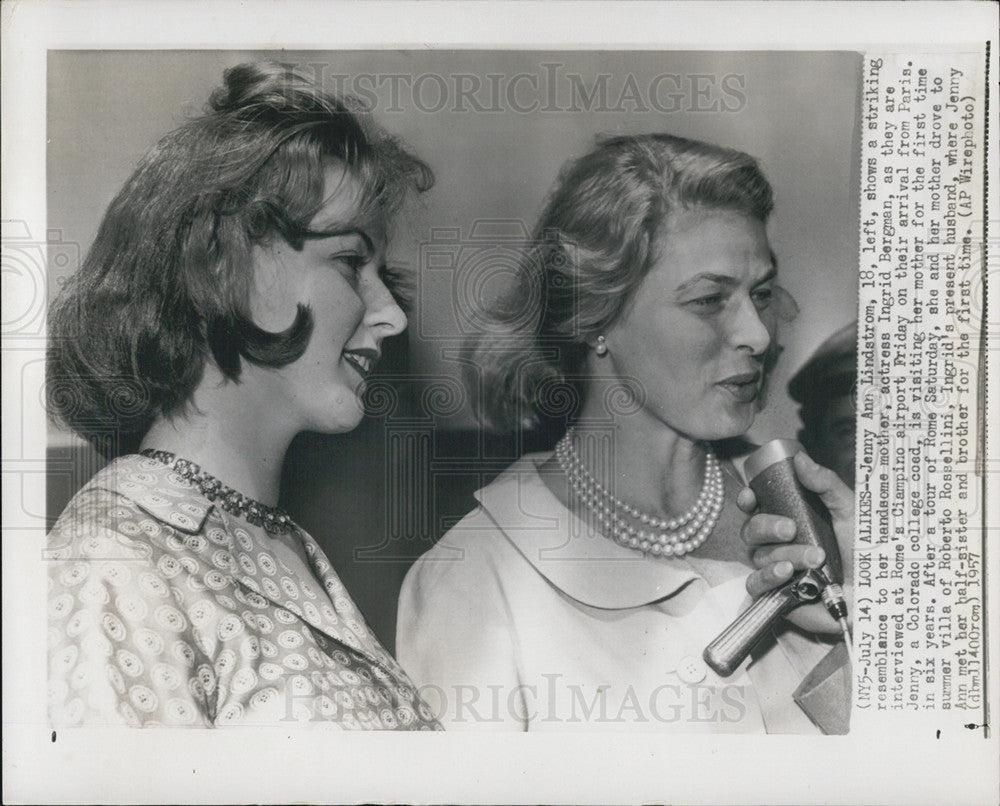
[703,408,756,442]
[311,398,366,434]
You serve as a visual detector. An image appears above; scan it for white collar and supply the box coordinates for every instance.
[474,452,713,610]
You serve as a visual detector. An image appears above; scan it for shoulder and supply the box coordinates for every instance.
[402,451,555,594]
[400,505,518,607]
[396,500,528,699]
[47,458,155,561]
[46,454,218,562]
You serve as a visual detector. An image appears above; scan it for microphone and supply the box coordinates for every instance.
[703,439,851,677]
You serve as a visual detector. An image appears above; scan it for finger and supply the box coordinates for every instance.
[783,602,841,635]
[752,545,826,570]
[746,561,794,598]
[786,581,855,634]
[741,513,797,547]
[793,450,856,586]
[736,487,757,514]
[793,451,854,519]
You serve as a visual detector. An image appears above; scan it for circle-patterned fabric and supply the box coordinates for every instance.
[46,455,441,729]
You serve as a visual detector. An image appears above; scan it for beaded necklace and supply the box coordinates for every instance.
[139,449,297,535]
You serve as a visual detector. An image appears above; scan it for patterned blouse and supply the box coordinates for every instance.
[46,454,441,729]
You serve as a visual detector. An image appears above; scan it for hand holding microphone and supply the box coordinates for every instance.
[740,447,855,635]
[704,440,855,677]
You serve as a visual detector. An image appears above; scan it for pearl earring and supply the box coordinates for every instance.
[595,335,607,356]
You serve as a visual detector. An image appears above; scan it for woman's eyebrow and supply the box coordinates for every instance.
[305,226,375,252]
[676,265,778,293]
[753,265,779,285]
[675,273,738,292]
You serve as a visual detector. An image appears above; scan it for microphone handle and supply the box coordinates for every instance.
[704,570,821,677]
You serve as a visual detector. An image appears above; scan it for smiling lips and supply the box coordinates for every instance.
[717,370,761,403]
[342,348,379,381]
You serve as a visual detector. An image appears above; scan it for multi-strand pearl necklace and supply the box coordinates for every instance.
[554,429,724,558]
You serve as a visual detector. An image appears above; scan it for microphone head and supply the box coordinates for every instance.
[744,438,803,484]
[744,437,845,586]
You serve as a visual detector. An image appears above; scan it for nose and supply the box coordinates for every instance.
[364,275,408,340]
[730,294,772,356]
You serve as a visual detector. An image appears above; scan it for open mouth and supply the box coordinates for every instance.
[343,348,379,381]
[717,371,761,403]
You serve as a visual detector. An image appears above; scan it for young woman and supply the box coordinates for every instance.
[398,134,853,733]
[46,62,440,729]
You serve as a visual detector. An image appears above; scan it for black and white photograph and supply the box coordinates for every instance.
[2,2,996,804]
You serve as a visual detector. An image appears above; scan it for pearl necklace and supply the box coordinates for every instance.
[554,429,724,558]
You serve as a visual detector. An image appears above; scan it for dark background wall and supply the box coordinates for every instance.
[47,50,861,652]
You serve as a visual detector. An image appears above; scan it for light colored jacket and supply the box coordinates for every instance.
[398,452,847,733]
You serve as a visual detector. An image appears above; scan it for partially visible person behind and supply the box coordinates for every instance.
[788,321,858,488]
[45,62,440,729]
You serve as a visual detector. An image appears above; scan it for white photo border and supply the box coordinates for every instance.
[3,2,998,804]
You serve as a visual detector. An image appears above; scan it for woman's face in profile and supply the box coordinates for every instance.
[601,207,778,441]
[246,162,407,435]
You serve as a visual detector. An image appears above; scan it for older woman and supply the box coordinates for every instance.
[46,62,440,729]
[397,134,852,733]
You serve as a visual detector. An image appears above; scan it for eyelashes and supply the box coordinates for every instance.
[684,284,798,322]
[751,286,773,308]
[328,246,413,312]
[688,294,725,312]
[378,262,415,312]
[337,254,367,272]
[329,250,368,274]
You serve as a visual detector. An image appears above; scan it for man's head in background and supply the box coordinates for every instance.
[788,321,858,489]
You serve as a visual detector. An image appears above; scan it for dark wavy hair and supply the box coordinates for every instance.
[469,133,777,432]
[47,62,433,456]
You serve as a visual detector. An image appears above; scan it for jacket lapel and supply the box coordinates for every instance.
[217,512,397,667]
